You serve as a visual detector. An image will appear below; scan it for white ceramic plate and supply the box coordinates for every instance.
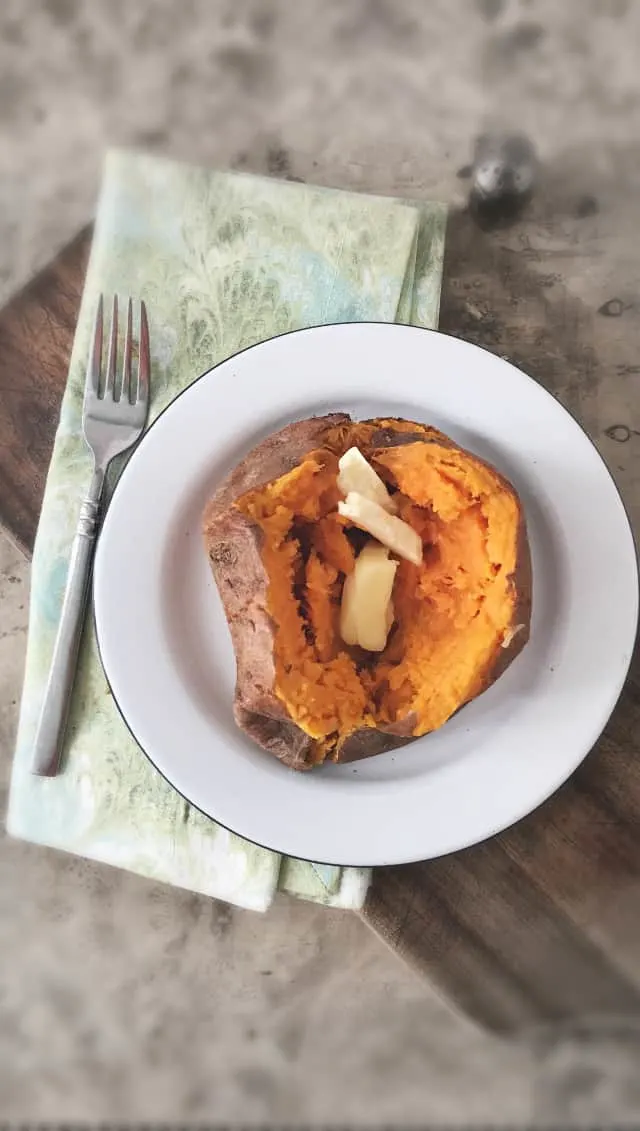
[93,323,638,866]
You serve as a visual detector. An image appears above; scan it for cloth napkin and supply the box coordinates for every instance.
[8,150,447,912]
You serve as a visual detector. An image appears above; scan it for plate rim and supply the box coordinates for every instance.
[92,320,640,866]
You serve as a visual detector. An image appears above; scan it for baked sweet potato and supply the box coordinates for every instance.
[203,415,531,770]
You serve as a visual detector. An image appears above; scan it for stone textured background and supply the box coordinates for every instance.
[2,0,640,1121]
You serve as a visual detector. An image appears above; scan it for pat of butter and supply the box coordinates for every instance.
[340,543,398,652]
[338,492,422,566]
[337,447,397,513]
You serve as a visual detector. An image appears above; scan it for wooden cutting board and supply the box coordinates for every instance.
[3,190,640,1033]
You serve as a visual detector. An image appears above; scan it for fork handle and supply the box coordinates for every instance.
[31,471,104,776]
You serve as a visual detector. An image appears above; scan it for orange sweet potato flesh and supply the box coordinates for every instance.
[203,415,531,770]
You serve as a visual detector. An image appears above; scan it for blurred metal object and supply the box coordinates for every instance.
[465,132,538,217]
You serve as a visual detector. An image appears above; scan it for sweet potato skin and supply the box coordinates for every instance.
[203,415,531,770]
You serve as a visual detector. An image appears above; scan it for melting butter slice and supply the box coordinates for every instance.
[340,543,398,652]
[337,447,398,513]
[338,491,423,566]
[338,572,359,647]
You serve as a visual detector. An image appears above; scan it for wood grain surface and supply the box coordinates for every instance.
[0,226,90,556]
[2,185,640,1033]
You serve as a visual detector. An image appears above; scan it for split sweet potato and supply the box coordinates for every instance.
[203,415,531,770]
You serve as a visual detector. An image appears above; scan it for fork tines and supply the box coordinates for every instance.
[87,294,150,405]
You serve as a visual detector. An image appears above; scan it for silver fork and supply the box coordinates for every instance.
[31,295,150,777]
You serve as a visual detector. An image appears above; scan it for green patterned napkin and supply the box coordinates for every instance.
[8,150,447,912]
